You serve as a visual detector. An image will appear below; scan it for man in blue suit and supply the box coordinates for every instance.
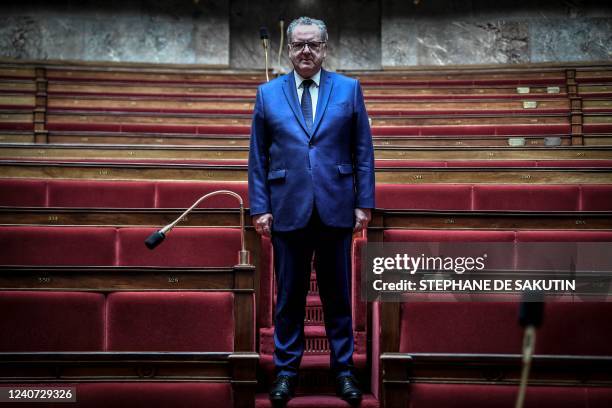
[248,16,375,406]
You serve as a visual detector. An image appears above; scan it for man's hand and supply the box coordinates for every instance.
[253,213,273,237]
[353,208,371,233]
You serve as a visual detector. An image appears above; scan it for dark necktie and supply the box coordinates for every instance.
[300,79,314,131]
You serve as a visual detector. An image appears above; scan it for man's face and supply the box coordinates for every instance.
[288,24,327,78]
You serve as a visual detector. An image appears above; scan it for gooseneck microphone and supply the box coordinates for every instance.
[260,26,270,82]
[144,190,251,266]
[144,230,166,249]
[515,291,544,408]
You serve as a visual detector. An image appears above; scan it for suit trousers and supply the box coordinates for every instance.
[272,206,354,379]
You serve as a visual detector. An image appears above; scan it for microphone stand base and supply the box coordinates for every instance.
[238,250,251,266]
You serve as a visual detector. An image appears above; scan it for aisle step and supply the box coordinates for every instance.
[259,327,367,355]
[258,353,369,394]
[305,295,323,325]
[256,393,379,407]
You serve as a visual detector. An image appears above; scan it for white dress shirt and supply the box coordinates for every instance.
[294,69,321,123]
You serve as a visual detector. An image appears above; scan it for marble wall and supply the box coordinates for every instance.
[382,0,612,67]
[0,0,610,68]
[0,0,229,65]
[530,18,612,63]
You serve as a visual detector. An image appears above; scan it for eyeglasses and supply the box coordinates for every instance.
[289,41,326,52]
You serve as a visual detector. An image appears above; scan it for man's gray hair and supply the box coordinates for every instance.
[286,17,328,43]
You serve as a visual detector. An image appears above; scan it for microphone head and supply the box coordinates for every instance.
[145,230,166,250]
[260,26,269,39]
[519,291,545,328]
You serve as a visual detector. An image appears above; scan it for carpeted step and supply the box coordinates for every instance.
[259,326,366,355]
[259,353,367,372]
[309,272,318,295]
[256,393,380,408]
[305,295,323,325]
[258,353,369,394]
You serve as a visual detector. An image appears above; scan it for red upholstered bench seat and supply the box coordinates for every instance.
[376,184,612,211]
[2,383,233,408]
[583,123,612,133]
[359,78,567,87]
[107,292,234,352]
[0,179,249,208]
[0,291,237,352]
[406,383,611,408]
[45,72,262,86]
[516,230,612,242]
[48,105,255,115]
[515,230,612,276]
[43,121,571,136]
[0,179,47,206]
[0,291,105,351]
[0,226,116,266]
[117,227,240,267]
[47,89,257,99]
[0,121,34,131]
[0,226,241,267]
[48,179,156,208]
[576,74,612,84]
[399,301,612,355]
[535,160,612,167]
[473,185,580,211]
[155,180,249,207]
[383,229,516,273]
[373,160,611,168]
[382,229,612,285]
[582,185,612,210]
[366,107,569,116]
[439,160,612,168]
[45,122,251,135]
[73,383,233,408]
[364,92,567,100]
[0,103,35,110]
[383,226,612,244]
[0,157,247,165]
[384,228,516,242]
[372,124,570,136]
[376,184,472,210]
[3,179,611,212]
[0,232,242,354]
[47,104,570,116]
[445,160,537,167]
[375,159,447,167]
[374,225,612,403]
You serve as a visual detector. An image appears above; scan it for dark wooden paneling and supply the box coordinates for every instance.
[0,266,239,292]
[2,143,612,161]
[2,161,611,183]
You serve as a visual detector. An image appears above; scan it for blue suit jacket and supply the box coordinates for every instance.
[248,69,375,231]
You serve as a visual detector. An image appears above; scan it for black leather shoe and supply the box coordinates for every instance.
[336,375,362,405]
[269,375,296,407]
